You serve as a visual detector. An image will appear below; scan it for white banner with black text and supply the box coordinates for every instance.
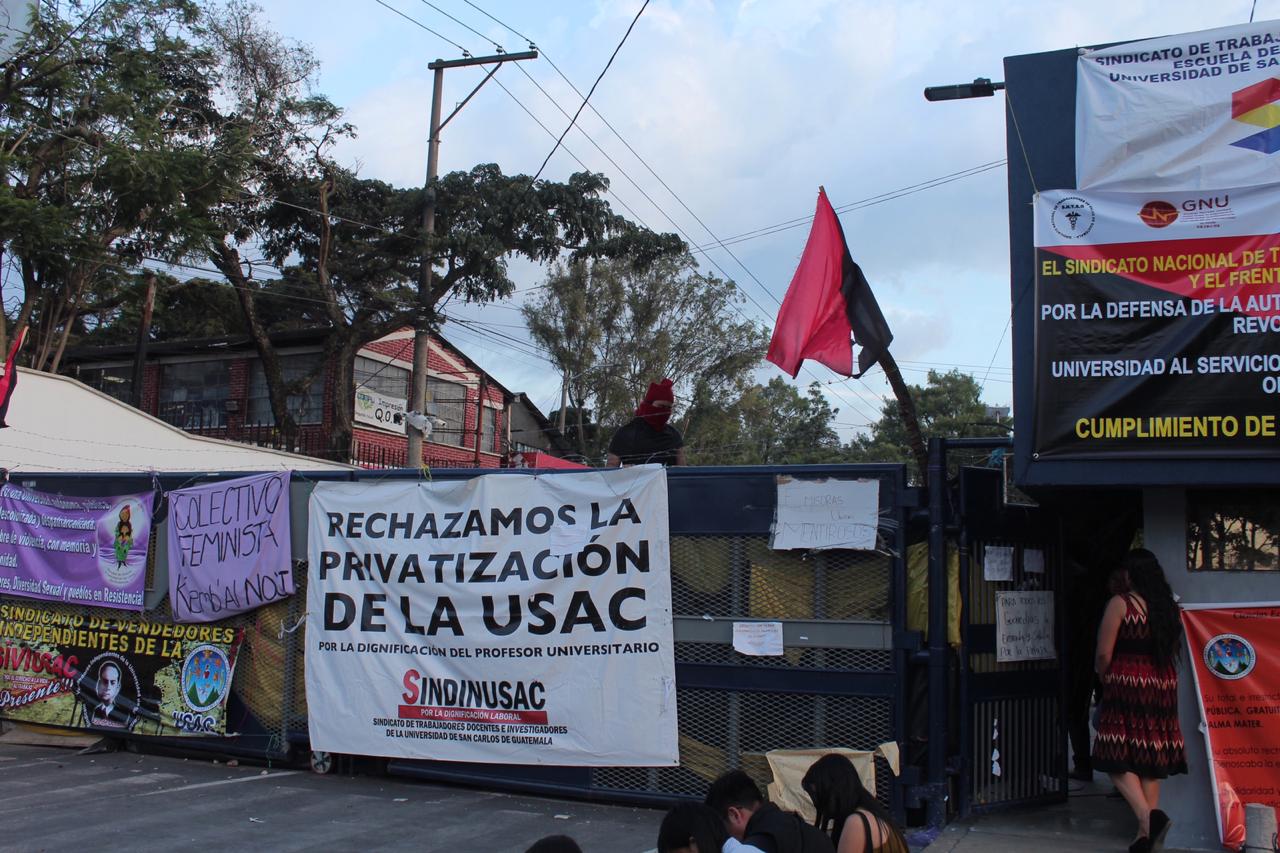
[304,466,678,766]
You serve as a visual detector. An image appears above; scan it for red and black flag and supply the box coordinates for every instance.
[766,188,894,378]
[0,327,28,428]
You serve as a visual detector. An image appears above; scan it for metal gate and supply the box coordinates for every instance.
[390,464,913,817]
[1,463,913,817]
[954,461,1067,814]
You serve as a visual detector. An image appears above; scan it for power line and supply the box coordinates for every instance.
[691,161,1007,252]
[446,7,888,428]
[531,0,649,183]
[371,0,469,54]
[413,1,882,426]
[417,0,499,47]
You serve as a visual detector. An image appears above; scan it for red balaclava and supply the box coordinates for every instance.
[636,378,675,431]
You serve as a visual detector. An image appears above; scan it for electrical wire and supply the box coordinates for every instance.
[690,161,1007,251]
[371,0,470,54]
[20,12,1002,427]
[23,1,1008,430]
[530,0,649,184]
[428,1,890,425]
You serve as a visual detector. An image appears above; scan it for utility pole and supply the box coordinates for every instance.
[557,381,569,434]
[406,50,538,466]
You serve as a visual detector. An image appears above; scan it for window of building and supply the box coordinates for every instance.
[481,406,499,453]
[79,366,133,404]
[427,376,468,446]
[159,360,230,428]
[247,354,324,426]
[1187,489,1280,572]
[354,355,409,399]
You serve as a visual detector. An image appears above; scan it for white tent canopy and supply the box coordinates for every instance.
[0,368,353,474]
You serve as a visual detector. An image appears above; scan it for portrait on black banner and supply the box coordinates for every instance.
[77,652,141,731]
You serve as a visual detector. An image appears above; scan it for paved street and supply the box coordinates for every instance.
[0,742,665,853]
[923,780,1205,853]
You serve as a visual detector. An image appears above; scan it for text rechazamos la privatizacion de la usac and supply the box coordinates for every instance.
[318,499,659,638]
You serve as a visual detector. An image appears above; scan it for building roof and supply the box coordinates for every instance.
[0,368,354,473]
[510,392,571,453]
[62,325,517,401]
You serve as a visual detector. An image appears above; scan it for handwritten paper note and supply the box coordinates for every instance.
[1024,547,1045,574]
[770,477,879,551]
[995,591,1056,662]
[983,545,1014,582]
[732,621,785,656]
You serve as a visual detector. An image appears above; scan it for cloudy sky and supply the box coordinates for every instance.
[259,0,1258,432]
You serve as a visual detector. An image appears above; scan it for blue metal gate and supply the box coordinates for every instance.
[1,463,914,818]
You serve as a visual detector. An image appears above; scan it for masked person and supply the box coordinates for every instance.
[607,378,686,467]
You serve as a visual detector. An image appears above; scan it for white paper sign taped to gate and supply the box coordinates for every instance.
[996,591,1056,663]
[304,466,678,766]
[1077,20,1280,192]
[770,477,879,551]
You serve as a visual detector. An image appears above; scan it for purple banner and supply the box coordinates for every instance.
[167,472,293,623]
[0,485,154,610]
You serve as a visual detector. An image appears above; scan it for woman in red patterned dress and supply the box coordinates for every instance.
[1093,549,1188,853]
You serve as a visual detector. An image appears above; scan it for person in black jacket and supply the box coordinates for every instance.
[606,377,685,467]
[705,770,835,853]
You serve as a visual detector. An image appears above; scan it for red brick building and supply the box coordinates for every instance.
[61,327,564,469]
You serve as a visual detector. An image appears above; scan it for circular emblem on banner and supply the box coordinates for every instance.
[1204,633,1255,681]
[1050,196,1095,239]
[1138,200,1179,228]
[181,645,232,712]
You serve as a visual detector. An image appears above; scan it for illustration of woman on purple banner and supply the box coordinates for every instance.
[97,497,149,589]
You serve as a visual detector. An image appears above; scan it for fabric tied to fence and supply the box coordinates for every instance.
[765,743,902,822]
[0,484,154,611]
[305,465,679,766]
[0,602,244,736]
[166,472,294,623]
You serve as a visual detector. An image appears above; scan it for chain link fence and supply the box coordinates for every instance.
[2,465,910,811]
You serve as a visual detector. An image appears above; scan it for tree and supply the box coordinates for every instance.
[523,254,768,461]
[0,0,240,366]
[215,163,684,458]
[3,0,685,461]
[78,274,246,345]
[683,378,843,465]
[846,369,1011,480]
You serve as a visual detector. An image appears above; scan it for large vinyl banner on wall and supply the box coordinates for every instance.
[1078,20,1280,192]
[305,467,679,766]
[1033,185,1280,459]
[1182,605,1280,849]
[0,485,154,611]
[0,602,243,736]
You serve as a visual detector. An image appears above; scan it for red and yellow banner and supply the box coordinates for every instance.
[1182,605,1280,849]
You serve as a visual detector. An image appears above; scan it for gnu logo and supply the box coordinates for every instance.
[1138,201,1179,228]
[1050,196,1095,239]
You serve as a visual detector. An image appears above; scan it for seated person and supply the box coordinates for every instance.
[705,770,834,853]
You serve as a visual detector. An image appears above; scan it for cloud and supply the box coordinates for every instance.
[262,0,1242,422]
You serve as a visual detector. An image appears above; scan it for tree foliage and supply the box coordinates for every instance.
[684,378,843,466]
[846,369,1011,478]
[2,0,684,459]
[523,254,768,461]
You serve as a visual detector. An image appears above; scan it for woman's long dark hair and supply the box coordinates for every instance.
[802,753,905,848]
[657,802,726,853]
[1121,548,1182,665]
